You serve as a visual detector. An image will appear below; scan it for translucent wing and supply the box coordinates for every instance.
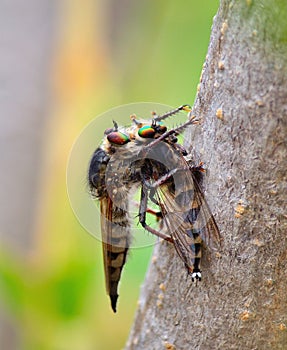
[148,149,220,278]
[191,167,221,246]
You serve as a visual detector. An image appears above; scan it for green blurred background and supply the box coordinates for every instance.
[0,1,219,349]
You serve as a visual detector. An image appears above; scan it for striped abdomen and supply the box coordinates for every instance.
[100,200,130,312]
[88,147,131,312]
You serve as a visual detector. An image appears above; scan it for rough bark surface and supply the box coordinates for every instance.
[126,1,287,349]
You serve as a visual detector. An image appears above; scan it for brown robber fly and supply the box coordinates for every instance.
[88,105,220,312]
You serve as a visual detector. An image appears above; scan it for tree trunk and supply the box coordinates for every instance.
[125,1,287,349]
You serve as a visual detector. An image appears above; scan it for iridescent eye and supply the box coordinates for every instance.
[107,132,130,145]
[138,126,156,138]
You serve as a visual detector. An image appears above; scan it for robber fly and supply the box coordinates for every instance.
[88,105,220,312]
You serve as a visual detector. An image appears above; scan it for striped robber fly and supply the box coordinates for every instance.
[88,105,220,312]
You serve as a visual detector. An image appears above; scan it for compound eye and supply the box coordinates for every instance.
[107,132,130,145]
[138,126,156,138]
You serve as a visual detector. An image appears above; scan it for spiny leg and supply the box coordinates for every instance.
[140,115,200,158]
[152,104,191,122]
[140,167,186,225]
[131,200,162,221]
[138,184,173,243]
[146,207,163,221]
[144,167,186,191]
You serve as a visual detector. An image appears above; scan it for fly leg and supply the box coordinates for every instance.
[150,167,185,189]
[141,166,185,207]
[145,207,163,221]
[140,115,200,158]
[131,200,162,221]
[152,104,191,122]
[138,184,173,243]
[138,167,185,242]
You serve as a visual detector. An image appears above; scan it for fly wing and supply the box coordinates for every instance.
[191,168,221,246]
[154,169,200,271]
[100,196,130,312]
[153,157,220,274]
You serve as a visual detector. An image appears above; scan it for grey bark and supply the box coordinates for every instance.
[0,1,57,348]
[126,1,287,349]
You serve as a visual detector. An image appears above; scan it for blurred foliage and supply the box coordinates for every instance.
[0,1,219,349]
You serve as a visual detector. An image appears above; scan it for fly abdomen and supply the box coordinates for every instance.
[101,202,130,312]
[103,243,128,313]
[186,228,202,281]
[109,251,126,267]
